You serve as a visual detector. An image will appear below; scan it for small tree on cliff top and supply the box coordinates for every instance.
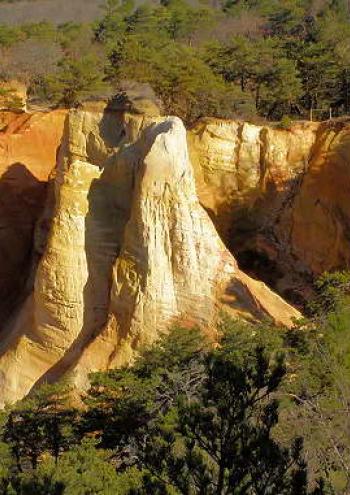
[44,53,107,107]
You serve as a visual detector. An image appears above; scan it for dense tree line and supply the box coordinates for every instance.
[1,0,350,122]
[1,272,350,493]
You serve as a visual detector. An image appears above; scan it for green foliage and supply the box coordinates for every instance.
[106,28,238,122]
[309,271,350,316]
[94,0,133,44]
[44,54,108,106]
[82,327,207,455]
[8,297,350,494]
[21,22,57,42]
[15,458,62,495]
[160,0,214,42]
[0,88,23,110]
[82,325,318,494]
[16,440,121,495]
[139,336,308,494]
[2,0,350,120]
[0,442,13,493]
[52,439,119,494]
[279,115,293,129]
[0,25,23,47]
[205,35,302,119]
[3,382,77,471]
[279,272,350,493]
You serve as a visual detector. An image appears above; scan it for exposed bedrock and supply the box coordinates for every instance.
[0,110,66,322]
[0,109,299,406]
[188,117,350,304]
[2,108,350,319]
[2,102,350,406]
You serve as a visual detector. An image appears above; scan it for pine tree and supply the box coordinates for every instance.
[44,54,107,107]
[139,333,321,494]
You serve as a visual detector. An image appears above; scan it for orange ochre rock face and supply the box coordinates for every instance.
[0,110,67,320]
[188,117,350,303]
[0,107,300,407]
[0,106,349,407]
[290,120,350,275]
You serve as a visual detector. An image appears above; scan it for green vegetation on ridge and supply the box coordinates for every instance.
[1,0,350,122]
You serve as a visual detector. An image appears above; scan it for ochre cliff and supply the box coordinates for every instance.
[3,109,349,317]
[188,117,318,239]
[188,117,350,303]
[0,110,66,321]
[0,106,299,406]
[2,104,350,406]
[290,120,350,275]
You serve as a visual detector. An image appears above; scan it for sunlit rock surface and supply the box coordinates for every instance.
[3,109,350,320]
[188,117,350,303]
[290,121,350,275]
[0,108,299,406]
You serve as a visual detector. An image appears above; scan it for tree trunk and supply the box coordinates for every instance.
[241,75,245,92]
[31,453,38,470]
[217,461,225,495]
[255,84,261,109]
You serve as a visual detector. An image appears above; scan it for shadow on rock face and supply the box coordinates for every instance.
[190,118,350,310]
[28,117,180,388]
[27,109,146,388]
[0,111,301,406]
[208,174,315,310]
[0,163,47,327]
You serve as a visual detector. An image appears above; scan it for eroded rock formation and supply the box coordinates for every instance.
[0,107,299,406]
[3,102,350,406]
[290,121,350,275]
[3,109,350,318]
[188,117,350,303]
[0,110,66,321]
[188,117,318,239]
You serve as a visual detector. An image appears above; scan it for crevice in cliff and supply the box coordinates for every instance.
[234,123,244,183]
[0,163,48,330]
[221,171,314,309]
[258,126,268,192]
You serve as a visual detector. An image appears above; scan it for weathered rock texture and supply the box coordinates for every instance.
[188,117,350,303]
[188,118,318,237]
[3,110,350,321]
[3,105,350,407]
[290,121,350,275]
[0,108,299,406]
[0,110,66,321]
